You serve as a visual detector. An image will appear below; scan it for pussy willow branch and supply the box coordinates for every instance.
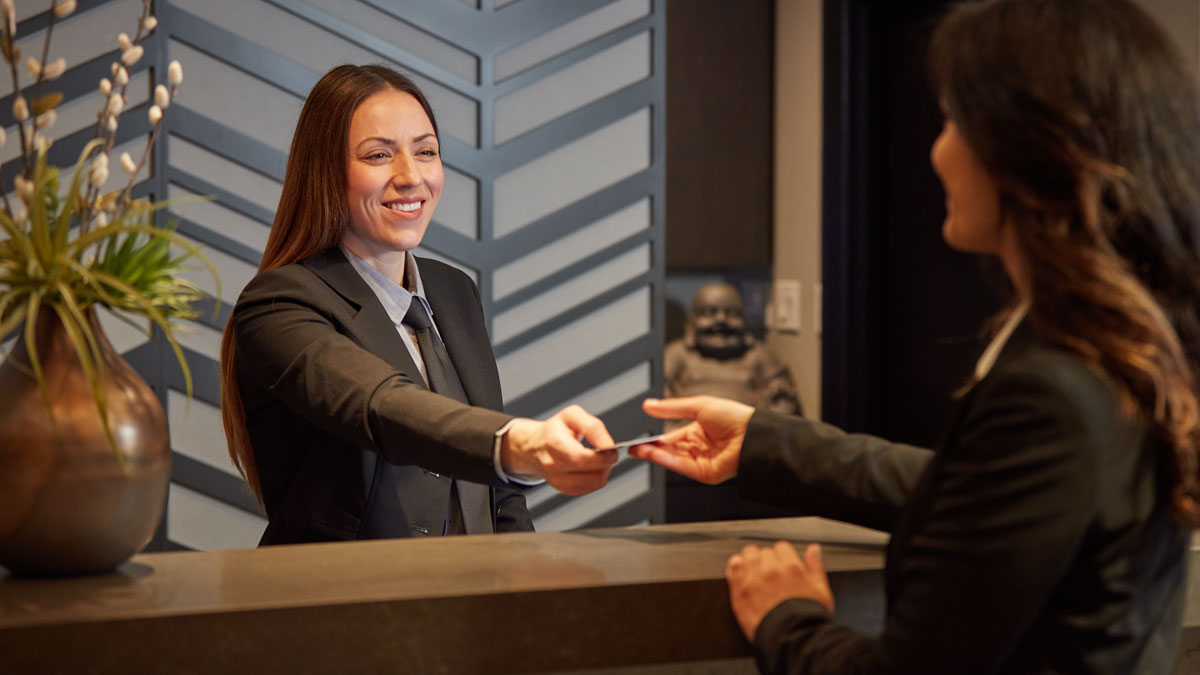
[0,174,14,217]
[6,31,30,179]
[115,112,164,212]
[80,0,153,232]
[32,5,55,102]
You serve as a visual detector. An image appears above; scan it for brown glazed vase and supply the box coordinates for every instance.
[0,307,170,575]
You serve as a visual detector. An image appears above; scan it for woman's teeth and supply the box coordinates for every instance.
[386,201,420,212]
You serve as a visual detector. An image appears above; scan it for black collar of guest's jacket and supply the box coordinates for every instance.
[991,315,1039,371]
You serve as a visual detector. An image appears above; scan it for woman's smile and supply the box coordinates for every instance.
[383,199,423,214]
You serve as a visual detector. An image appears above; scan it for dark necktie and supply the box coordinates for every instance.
[403,300,468,535]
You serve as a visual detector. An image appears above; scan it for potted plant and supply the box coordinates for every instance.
[0,0,216,575]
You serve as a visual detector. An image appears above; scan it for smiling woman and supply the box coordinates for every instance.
[217,64,620,547]
[343,88,444,274]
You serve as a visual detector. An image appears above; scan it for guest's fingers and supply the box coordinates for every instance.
[641,396,715,421]
[774,540,803,566]
[804,543,826,577]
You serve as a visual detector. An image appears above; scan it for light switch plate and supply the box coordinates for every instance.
[772,279,802,333]
[813,282,822,335]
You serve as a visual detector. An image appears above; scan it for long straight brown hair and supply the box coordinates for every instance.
[930,0,1200,525]
[220,64,439,502]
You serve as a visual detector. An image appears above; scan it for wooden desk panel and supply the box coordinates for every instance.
[0,517,887,674]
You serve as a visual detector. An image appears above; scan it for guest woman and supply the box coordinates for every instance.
[632,0,1200,672]
[220,64,617,545]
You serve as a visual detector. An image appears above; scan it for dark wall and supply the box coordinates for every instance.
[665,0,774,272]
[663,1,779,521]
[823,0,1002,447]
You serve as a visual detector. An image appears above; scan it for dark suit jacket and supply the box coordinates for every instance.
[233,247,533,545]
[738,323,1187,674]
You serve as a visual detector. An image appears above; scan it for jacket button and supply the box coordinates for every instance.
[411,525,430,535]
[424,470,441,478]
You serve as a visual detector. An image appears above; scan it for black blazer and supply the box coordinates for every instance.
[233,247,533,545]
[738,323,1187,674]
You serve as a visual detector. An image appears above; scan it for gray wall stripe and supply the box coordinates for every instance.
[172,453,266,517]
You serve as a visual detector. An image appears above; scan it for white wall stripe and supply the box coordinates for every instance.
[168,390,237,476]
[167,483,266,551]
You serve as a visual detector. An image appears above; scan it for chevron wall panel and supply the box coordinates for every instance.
[15,0,666,551]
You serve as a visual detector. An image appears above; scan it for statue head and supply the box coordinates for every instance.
[687,283,748,360]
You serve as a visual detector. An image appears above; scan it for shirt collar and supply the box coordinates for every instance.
[974,299,1030,381]
[339,244,432,327]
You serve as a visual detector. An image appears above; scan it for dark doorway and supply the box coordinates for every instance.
[822,0,1004,447]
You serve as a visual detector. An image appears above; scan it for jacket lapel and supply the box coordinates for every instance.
[301,248,425,382]
[419,259,497,409]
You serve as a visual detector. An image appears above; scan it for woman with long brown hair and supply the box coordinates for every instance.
[631,0,1200,671]
[221,64,617,545]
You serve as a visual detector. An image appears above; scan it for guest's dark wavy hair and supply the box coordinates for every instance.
[219,64,438,502]
[931,0,1200,525]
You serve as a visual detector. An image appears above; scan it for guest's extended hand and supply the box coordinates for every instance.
[627,396,753,484]
[727,541,835,640]
[500,405,617,495]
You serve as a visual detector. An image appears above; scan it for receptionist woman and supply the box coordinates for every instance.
[220,64,617,544]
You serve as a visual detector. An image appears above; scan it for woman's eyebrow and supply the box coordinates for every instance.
[354,134,437,150]
[354,136,397,151]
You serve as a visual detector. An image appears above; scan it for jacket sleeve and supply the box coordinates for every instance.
[494,484,534,532]
[738,412,932,532]
[748,362,1107,675]
[234,267,514,486]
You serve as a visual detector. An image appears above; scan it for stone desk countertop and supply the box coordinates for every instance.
[0,517,887,674]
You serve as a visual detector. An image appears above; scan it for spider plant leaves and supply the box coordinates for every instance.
[20,290,45,391]
[53,138,103,251]
[88,268,197,399]
[0,198,27,242]
[73,222,220,314]
[27,140,55,263]
[0,288,27,338]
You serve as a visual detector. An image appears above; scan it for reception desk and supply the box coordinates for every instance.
[0,517,887,674]
[5,517,1199,674]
